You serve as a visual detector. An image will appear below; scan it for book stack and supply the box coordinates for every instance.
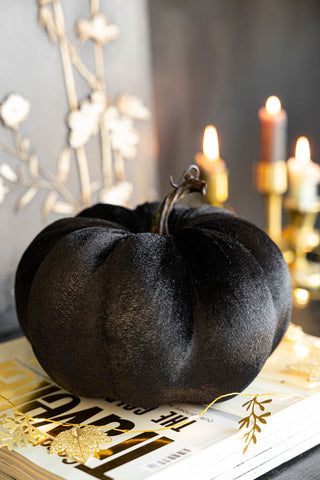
[0,324,319,480]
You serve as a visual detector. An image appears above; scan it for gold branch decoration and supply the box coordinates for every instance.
[0,0,150,218]
[238,396,272,454]
[0,411,46,450]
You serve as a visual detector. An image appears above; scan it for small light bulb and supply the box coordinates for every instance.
[293,288,310,306]
[294,342,310,358]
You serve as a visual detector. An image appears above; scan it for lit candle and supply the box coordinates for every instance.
[195,126,228,206]
[258,95,287,163]
[287,137,320,211]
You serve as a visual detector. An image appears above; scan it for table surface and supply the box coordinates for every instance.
[258,300,320,480]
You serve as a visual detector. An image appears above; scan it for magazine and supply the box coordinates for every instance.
[0,325,319,480]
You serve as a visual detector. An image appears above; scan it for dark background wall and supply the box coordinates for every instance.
[149,0,320,228]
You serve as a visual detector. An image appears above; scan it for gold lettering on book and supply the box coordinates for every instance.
[0,383,57,413]
[19,393,81,420]
[89,414,135,438]
[0,361,17,370]
[97,432,158,460]
[14,385,60,409]
[0,365,34,394]
[151,410,196,431]
[77,436,173,480]
[38,406,104,436]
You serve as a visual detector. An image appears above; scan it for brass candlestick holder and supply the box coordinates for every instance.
[255,160,287,245]
[282,198,320,294]
[256,161,320,302]
[197,163,228,207]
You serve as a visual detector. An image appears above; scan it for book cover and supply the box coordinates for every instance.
[0,325,319,480]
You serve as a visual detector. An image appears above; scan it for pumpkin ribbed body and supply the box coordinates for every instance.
[15,202,292,406]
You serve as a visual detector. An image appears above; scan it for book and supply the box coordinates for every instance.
[0,324,319,480]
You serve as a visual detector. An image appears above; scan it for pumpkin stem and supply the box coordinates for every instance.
[151,165,207,235]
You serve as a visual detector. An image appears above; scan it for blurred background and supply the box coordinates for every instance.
[1,0,320,339]
[149,0,320,223]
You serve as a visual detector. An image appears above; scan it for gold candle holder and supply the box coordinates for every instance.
[196,155,228,206]
[283,198,320,291]
[255,160,287,244]
[282,137,320,295]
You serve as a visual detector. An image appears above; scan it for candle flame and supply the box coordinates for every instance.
[295,137,311,164]
[203,125,219,161]
[265,96,281,115]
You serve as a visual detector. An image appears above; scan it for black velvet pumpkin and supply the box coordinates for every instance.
[15,167,292,407]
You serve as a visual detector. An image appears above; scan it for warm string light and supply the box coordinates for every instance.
[293,288,311,306]
[293,342,310,358]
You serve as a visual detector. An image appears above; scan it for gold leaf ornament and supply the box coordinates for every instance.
[49,426,112,464]
[0,411,45,450]
[238,396,272,454]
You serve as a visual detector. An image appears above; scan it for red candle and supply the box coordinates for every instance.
[258,96,287,163]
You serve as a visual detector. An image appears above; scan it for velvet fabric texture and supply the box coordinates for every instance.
[15,202,292,407]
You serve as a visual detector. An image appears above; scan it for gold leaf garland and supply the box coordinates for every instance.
[49,426,111,464]
[239,396,272,454]
[0,391,277,464]
[0,411,46,450]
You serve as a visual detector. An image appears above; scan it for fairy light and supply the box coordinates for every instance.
[293,342,310,358]
[293,288,310,306]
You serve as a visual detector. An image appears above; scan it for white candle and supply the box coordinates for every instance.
[196,126,226,174]
[287,137,320,211]
[195,126,228,205]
